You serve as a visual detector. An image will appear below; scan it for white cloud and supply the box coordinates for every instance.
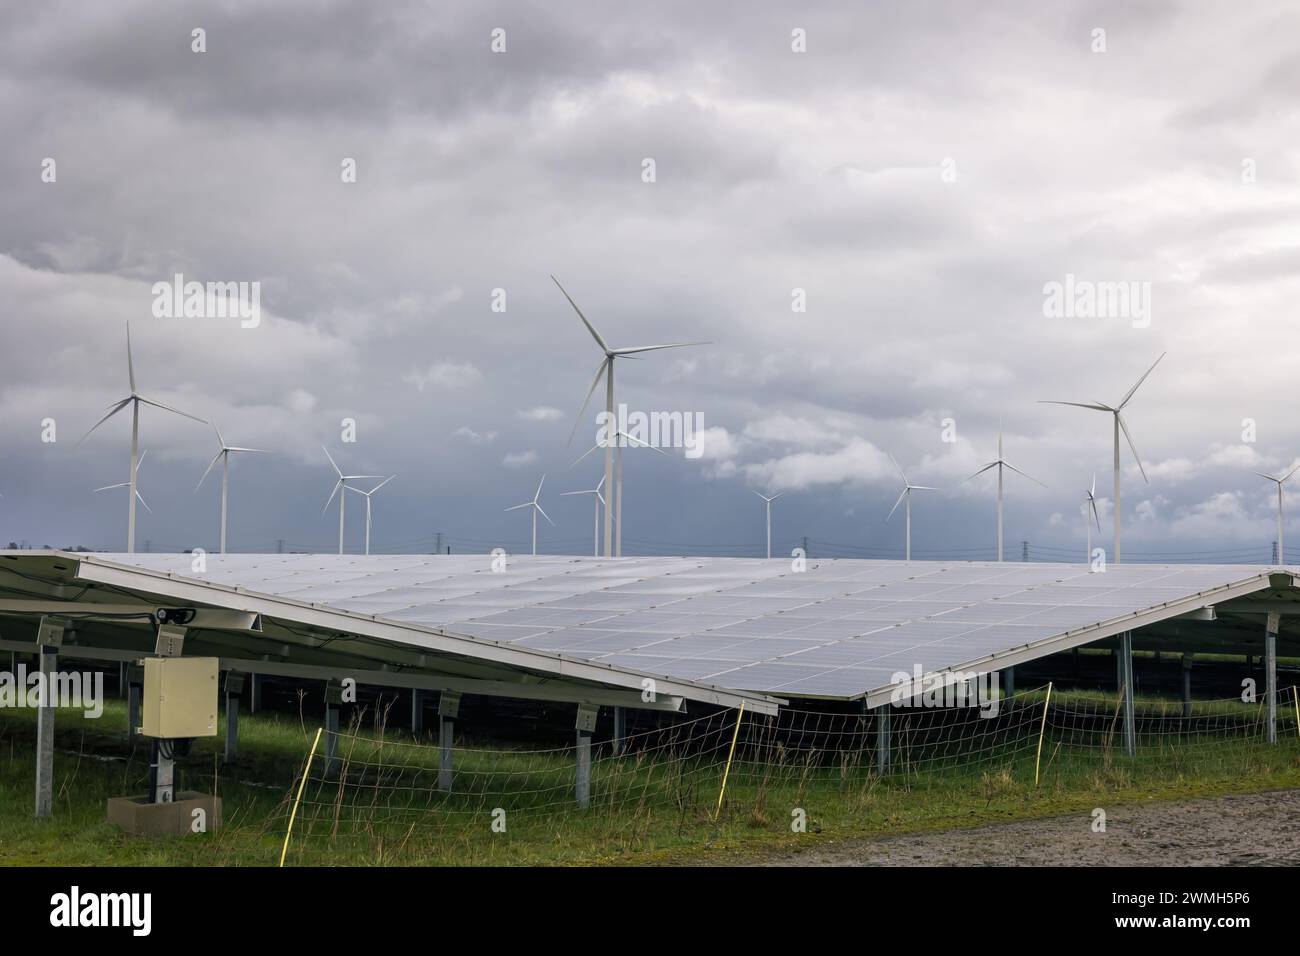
[693,426,742,477]
[1168,491,1268,541]
[1143,458,1196,484]
[517,406,563,422]
[742,436,892,491]
[742,414,851,448]
[1205,444,1264,469]
[451,426,497,445]
[502,450,539,469]
[1135,495,1170,522]
[286,389,317,413]
[403,361,482,392]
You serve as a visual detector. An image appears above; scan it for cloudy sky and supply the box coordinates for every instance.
[2,0,1299,562]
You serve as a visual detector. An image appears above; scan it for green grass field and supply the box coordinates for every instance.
[3,692,1299,866]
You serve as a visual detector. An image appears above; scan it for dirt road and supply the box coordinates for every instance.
[747,789,1300,866]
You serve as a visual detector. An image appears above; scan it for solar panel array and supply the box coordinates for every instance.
[93,554,1274,699]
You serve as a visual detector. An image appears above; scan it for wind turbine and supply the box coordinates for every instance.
[346,476,395,556]
[95,449,153,519]
[561,476,606,557]
[965,427,1044,562]
[1254,464,1299,563]
[78,322,206,552]
[753,491,782,559]
[194,422,269,554]
[552,276,707,557]
[574,429,666,556]
[1083,474,1102,565]
[1039,352,1165,563]
[886,454,938,562]
[506,474,553,556]
[322,446,383,556]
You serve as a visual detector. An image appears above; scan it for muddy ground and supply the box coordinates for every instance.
[739,789,1300,866]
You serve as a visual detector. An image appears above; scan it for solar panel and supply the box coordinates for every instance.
[83,554,1280,701]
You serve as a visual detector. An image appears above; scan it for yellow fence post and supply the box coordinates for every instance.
[713,703,746,822]
[1293,686,1299,740]
[279,727,323,868]
[1034,682,1053,787]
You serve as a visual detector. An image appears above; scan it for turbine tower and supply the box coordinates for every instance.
[552,276,707,557]
[506,474,554,556]
[574,428,666,557]
[1254,464,1299,563]
[886,453,938,562]
[78,322,206,552]
[965,427,1044,562]
[322,446,382,556]
[1084,473,1102,565]
[195,421,269,554]
[561,476,606,557]
[1040,352,1164,563]
[753,491,782,559]
[346,476,395,556]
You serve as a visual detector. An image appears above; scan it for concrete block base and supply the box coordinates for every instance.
[106,791,222,836]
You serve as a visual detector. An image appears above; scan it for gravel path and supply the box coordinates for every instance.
[748,789,1300,866]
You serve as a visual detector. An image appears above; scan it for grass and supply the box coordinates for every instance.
[3,693,1300,866]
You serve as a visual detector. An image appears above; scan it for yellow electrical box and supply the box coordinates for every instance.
[141,657,219,738]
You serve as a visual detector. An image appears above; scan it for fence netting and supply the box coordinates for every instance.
[274,684,1300,864]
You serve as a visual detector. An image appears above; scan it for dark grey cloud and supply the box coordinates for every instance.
[1,0,1298,561]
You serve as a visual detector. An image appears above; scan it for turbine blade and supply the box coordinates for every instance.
[888,452,908,484]
[369,475,395,494]
[323,479,342,513]
[572,443,601,468]
[94,482,129,492]
[551,276,609,352]
[568,357,610,446]
[1037,400,1110,412]
[1254,472,1280,483]
[1118,352,1166,409]
[1116,412,1148,483]
[135,489,152,514]
[610,342,710,355]
[136,395,206,424]
[535,503,555,526]
[212,420,226,450]
[76,398,131,445]
[1283,464,1300,484]
[226,446,270,454]
[126,321,136,394]
[1089,498,1102,532]
[886,488,907,521]
[619,430,666,453]
[505,502,531,512]
[1003,460,1047,487]
[910,485,939,491]
[534,474,546,501]
[322,445,342,477]
[136,449,148,469]
[194,450,224,492]
[964,462,998,482]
